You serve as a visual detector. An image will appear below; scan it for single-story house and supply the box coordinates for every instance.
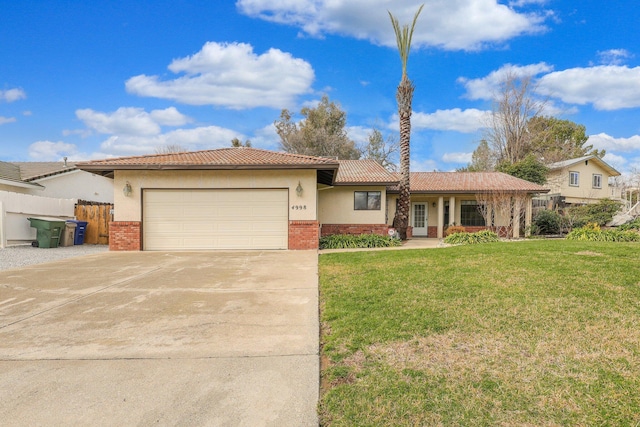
[10,160,114,203]
[77,148,549,251]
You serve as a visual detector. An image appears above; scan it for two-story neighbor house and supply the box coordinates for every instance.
[543,155,621,207]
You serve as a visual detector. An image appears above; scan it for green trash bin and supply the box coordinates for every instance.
[27,217,67,248]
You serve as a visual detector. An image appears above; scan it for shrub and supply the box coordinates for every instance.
[566,226,640,242]
[319,234,402,249]
[618,217,640,231]
[532,210,563,234]
[444,230,500,245]
[566,198,623,228]
[444,225,466,236]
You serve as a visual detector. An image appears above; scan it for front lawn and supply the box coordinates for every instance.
[319,240,640,426]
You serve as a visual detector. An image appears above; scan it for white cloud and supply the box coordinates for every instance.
[98,126,242,156]
[0,116,16,125]
[126,41,314,109]
[458,62,553,100]
[597,49,632,66]
[411,108,488,133]
[237,0,550,51]
[602,152,627,171]
[0,88,26,103]
[442,152,472,163]
[28,141,78,161]
[76,107,191,136]
[537,66,640,110]
[587,133,640,153]
[411,157,439,172]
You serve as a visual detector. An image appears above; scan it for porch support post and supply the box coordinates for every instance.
[513,201,522,239]
[437,196,445,238]
[448,196,455,226]
[525,195,533,237]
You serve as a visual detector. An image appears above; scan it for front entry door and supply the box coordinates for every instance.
[412,203,428,236]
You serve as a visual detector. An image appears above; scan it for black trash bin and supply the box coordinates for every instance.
[67,220,88,245]
[27,217,67,248]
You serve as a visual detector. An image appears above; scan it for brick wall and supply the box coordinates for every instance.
[289,220,319,250]
[109,221,141,251]
[320,224,391,237]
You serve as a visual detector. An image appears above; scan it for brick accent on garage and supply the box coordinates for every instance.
[109,221,141,251]
[288,220,319,250]
[320,224,391,237]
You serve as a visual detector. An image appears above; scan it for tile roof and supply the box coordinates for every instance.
[77,148,340,171]
[547,155,620,176]
[388,172,549,193]
[334,160,398,185]
[12,161,77,181]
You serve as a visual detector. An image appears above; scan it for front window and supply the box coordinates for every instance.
[592,174,602,189]
[460,200,485,227]
[354,191,381,210]
[569,171,579,187]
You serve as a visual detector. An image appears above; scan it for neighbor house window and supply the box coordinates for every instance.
[592,174,602,189]
[569,171,579,187]
[354,191,381,210]
[460,200,485,227]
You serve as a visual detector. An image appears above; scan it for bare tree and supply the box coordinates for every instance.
[483,72,546,165]
[389,4,424,240]
[476,190,529,239]
[362,127,399,171]
[231,138,252,147]
[155,144,187,154]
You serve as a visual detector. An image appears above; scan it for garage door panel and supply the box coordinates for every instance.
[143,189,289,250]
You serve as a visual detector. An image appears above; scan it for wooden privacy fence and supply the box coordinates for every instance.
[74,202,113,245]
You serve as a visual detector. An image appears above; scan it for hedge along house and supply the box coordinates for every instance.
[78,148,548,250]
[387,172,550,239]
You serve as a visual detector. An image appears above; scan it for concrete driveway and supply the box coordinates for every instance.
[0,251,319,426]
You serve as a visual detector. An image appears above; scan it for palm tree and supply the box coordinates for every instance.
[389,5,423,240]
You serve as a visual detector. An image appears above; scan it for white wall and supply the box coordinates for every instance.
[0,191,75,247]
[31,170,114,203]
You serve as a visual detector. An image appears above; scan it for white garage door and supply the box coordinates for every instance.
[143,189,289,250]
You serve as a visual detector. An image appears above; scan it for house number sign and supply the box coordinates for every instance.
[291,205,307,210]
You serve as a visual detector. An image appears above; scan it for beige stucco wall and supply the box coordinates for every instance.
[547,160,613,203]
[114,169,317,222]
[318,186,387,224]
[389,193,526,228]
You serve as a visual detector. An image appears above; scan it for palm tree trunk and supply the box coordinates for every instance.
[393,76,414,240]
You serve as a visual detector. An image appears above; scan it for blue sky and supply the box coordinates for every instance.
[1,0,639,176]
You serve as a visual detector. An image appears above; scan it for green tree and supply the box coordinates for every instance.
[496,154,548,185]
[362,127,398,171]
[274,95,360,159]
[459,139,494,172]
[527,116,604,163]
[231,138,252,147]
[388,4,423,240]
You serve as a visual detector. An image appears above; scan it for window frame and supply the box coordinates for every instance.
[354,191,382,211]
[460,200,486,227]
[569,171,580,187]
[592,173,602,189]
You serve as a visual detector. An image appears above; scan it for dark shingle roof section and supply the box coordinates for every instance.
[0,161,23,182]
[388,172,549,193]
[334,160,398,185]
[77,148,340,173]
[13,161,77,181]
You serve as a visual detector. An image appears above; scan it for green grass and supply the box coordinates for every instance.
[319,240,640,426]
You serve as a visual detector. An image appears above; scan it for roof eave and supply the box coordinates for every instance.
[0,178,45,189]
[77,163,340,174]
